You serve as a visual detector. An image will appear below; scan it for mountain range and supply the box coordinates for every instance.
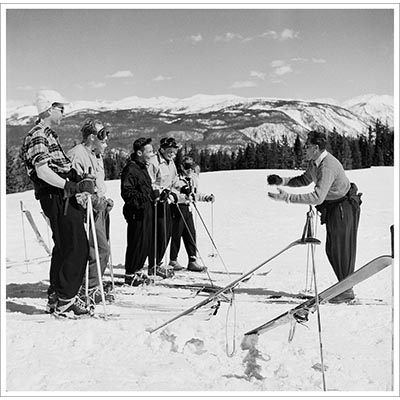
[6,94,394,152]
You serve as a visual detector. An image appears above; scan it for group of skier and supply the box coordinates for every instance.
[21,89,362,318]
[21,89,215,318]
[120,135,215,287]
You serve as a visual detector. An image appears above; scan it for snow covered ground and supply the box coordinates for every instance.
[2,166,398,396]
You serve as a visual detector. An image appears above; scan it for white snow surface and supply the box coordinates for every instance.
[3,167,398,396]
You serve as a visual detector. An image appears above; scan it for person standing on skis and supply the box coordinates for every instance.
[267,129,362,303]
[121,137,158,286]
[22,90,95,317]
[147,137,179,279]
[67,118,114,304]
[169,156,215,272]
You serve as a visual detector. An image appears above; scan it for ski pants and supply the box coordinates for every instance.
[124,203,153,275]
[39,192,89,299]
[324,194,361,281]
[170,204,197,261]
[148,201,172,267]
[86,209,110,288]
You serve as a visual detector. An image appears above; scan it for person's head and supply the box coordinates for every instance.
[180,156,197,176]
[159,137,179,161]
[80,118,110,154]
[35,90,69,126]
[304,129,327,161]
[133,137,153,163]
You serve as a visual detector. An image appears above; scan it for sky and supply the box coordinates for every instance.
[3,5,397,107]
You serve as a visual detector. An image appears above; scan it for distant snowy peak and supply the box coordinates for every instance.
[343,94,394,126]
[6,93,394,128]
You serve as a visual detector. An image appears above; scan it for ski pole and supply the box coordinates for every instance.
[192,201,231,277]
[105,210,115,293]
[20,201,29,273]
[163,201,168,267]
[310,239,327,391]
[304,207,315,293]
[153,200,158,282]
[87,196,108,318]
[209,202,216,257]
[108,238,115,293]
[174,202,215,287]
[85,203,90,306]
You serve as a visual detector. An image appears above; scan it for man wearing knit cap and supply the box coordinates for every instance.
[22,90,96,318]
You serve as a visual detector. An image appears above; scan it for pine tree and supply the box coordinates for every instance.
[293,134,303,169]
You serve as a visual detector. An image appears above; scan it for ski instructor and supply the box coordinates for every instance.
[22,90,96,317]
[267,129,362,303]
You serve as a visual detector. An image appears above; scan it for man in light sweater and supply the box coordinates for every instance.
[67,118,114,304]
[267,129,362,303]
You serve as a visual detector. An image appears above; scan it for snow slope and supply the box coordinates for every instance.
[3,167,398,395]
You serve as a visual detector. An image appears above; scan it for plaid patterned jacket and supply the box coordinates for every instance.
[22,121,72,177]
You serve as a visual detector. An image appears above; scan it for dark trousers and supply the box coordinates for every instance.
[148,201,172,267]
[39,193,89,299]
[325,197,361,281]
[124,203,153,275]
[170,204,196,261]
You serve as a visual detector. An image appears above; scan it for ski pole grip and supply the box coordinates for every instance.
[390,225,394,258]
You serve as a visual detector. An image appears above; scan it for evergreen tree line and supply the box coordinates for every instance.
[6,119,394,194]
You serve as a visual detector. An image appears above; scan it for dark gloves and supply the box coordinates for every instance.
[180,184,191,196]
[267,174,283,185]
[150,189,160,202]
[64,178,95,198]
[204,194,215,203]
[159,188,170,202]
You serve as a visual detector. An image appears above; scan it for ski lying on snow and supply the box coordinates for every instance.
[21,202,52,256]
[244,255,393,337]
[149,237,321,334]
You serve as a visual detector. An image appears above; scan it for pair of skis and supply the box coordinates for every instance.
[149,236,320,333]
[244,254,393,337]
[150,237,393,337]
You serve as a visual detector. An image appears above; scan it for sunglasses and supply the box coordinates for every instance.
[182,162,195,170]
[52,105,64,114]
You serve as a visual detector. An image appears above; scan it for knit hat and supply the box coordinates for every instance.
[36,90,69,114]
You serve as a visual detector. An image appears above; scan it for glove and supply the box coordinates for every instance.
[267,174,283,185]
[159,188,170,202]
[204,194,215,203]
[150,189,160,202]
[268,188,291,203]
[92,195,108,212]
[180,184,191,196]
[168,192,178,204]
[105,198,114,212]
[64,178,95,198]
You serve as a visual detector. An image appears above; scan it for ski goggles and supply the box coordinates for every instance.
[96,127,110,141]
[182,161,195,171]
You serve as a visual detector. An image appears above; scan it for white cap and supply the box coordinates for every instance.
[36,90,69,114]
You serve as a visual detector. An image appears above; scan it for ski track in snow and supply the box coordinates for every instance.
[4,167,396,393]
